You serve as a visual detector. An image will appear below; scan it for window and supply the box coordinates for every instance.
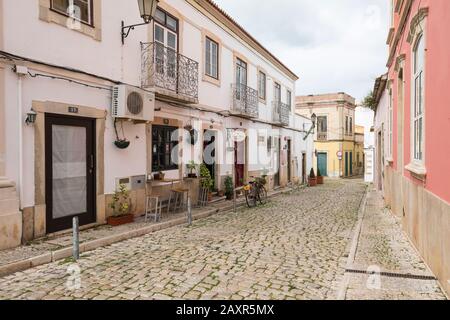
[349,117,353,134]
[205,37,219,79]
[258,71,266,100]
[317,116,328,133]
[274,83,281,103]
[388,86,393,157]
[287,90,292,110]
[345,116,349,135]
[413,34,425,162]
[317,116,327,141]
[152,126,179,172]
[51,0,93,25]
[153,8,178,80]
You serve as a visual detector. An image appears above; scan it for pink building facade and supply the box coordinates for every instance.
[381,0,450,295]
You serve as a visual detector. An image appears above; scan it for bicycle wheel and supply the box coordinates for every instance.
[257,185,268,205]
[245,189,257,208]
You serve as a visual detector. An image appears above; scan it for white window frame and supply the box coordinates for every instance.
[51,0,93,26]
[411,33,425,165]
[388,84,394,159]
[205,37,219,79]
[258,71,266,101]
[286,90,292,111]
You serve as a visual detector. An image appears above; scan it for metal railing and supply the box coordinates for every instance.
[317,132,328,141]
[272,101,290,126]
[141,42,199,100]
[231,83,259,118]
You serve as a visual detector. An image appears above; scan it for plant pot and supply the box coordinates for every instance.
[225,193,233,200]
[114,140,130,149]
[308,177,317,187]
[154,173,165,181]
[107,214,134,226]
[187,173,197,178]
[217,190,225,197]
[317,176,324,184]
[208,192,213,202]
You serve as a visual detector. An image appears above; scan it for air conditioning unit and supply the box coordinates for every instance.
[112,85,155,122]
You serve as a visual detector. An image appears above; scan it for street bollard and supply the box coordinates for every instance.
[187,196,192,226]
[72,216,80,261]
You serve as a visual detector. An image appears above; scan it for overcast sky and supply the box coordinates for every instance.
[214,0,389,102]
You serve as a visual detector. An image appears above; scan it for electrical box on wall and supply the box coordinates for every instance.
[130,175,146,190]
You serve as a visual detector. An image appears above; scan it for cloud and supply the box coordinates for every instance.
[213,0,389,101]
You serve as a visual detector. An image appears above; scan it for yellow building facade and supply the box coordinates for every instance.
[296,93,362,178]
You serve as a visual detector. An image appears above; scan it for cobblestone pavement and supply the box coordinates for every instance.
[0,180,445,300]
[344,188,446,300]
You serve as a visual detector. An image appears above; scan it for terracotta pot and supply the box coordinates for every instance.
[208,192,213,202]
[107,214,134,226]
[309,177,317,187]
[317,176,324,184]
[154,173,165,181]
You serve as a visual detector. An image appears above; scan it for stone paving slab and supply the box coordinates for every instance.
[0,180,366,300]
[0,188,283,276]
[344,188,447,300]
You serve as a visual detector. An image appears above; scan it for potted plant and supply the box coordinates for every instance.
[153,166,165,181]
[200,163,214,201]
[107,184,134,226]
[186,160,198,178]
[224,176,234,200]
[317,168,324,185]
[308,168,317,187]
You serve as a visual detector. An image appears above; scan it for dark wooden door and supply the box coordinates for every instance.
[302,153,306,184]
[287,140,292,183]
[234,141,245,187]
[45,114,96,233]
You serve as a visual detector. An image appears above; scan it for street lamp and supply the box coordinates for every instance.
[311,113,317,128]
[122,0,159,45]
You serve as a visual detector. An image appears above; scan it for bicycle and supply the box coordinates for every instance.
[244,176,268,208]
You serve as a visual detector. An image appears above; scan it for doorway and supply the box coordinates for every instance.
[203,130,217,188]
[317,152,328,177]
[45,114,96,234]
[302,152,307,184]
[345,152,349,177]
[234,137,246,187]
[274,137,281,188]
[287,140,292,183]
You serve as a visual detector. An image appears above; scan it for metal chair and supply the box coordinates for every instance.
[168,187,189,213]
[145,195,162,222]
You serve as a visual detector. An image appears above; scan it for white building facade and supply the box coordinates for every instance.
[0,0,313,249]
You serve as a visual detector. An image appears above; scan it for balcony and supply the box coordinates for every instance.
[272,101,290,126]
[317,132,328,141]
[141,42,199,104]
[231,83,259,119]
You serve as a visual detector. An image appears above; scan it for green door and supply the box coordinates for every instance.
[317,153,328,177]
[350,152,353,176]
[345,152,349,177]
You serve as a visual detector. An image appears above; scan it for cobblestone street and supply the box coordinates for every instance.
[0,180,445,300]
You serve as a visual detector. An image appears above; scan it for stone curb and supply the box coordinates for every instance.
[0,188,290,278]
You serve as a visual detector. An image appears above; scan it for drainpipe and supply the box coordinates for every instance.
[14,65,27,210]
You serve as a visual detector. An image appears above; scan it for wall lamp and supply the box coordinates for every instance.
[25,109,37,126]
[122,0,159,45]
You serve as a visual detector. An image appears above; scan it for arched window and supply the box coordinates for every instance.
[412,34,425,162]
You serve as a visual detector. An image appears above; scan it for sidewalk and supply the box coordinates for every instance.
[0,186,295,278]
[342,187,447,300]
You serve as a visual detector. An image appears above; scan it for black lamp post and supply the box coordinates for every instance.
[122,0,159,45]
[311,113,317,128]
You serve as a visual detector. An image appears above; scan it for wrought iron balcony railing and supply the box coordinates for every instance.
[317,132,328,141]
[231,83,259,118]
[141,42,199,101]
[272,101,290,126]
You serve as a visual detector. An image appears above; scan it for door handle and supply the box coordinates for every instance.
[89,154,95,174]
